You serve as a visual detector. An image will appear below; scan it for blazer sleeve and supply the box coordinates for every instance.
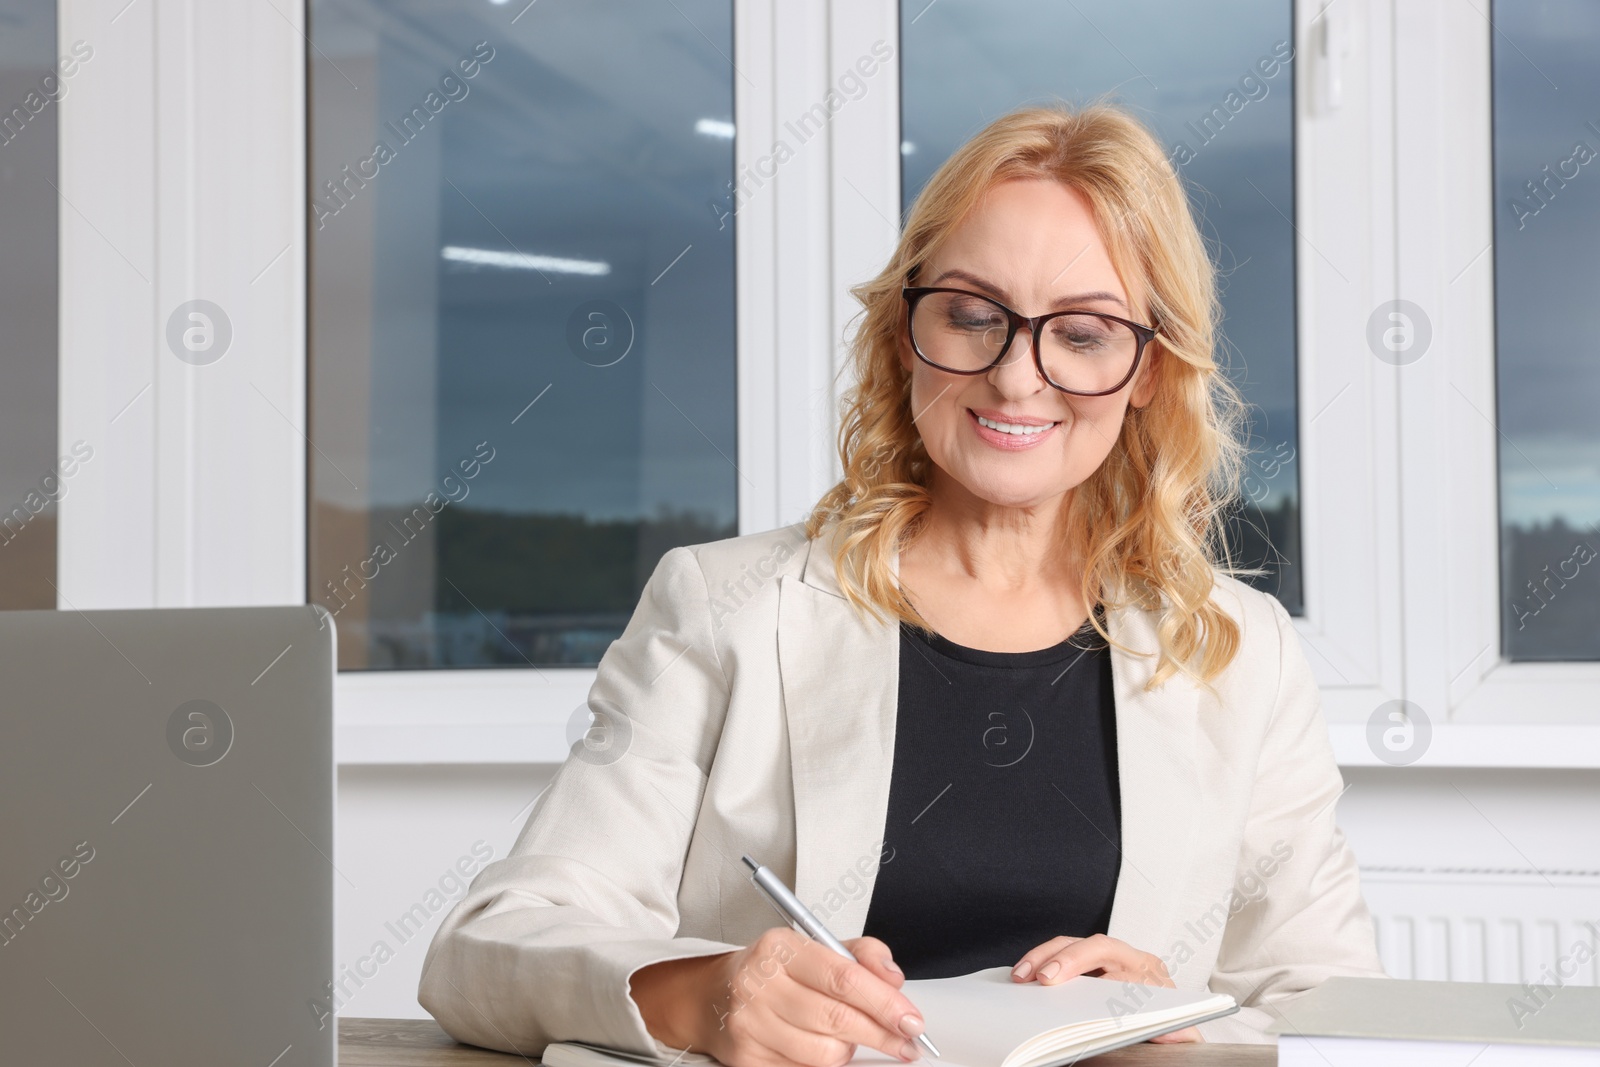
[1195,594,1390,1044]
[417,545,746,1058]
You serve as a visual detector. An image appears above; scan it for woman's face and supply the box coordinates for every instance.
[899,177,1158,513]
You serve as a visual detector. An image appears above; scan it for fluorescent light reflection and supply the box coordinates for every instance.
[441,245,610,276]
[695,118,735,139]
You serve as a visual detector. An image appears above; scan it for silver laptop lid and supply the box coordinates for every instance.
[0,604,335,1066]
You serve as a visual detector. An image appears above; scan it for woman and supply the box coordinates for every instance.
[419,102,1385,1064]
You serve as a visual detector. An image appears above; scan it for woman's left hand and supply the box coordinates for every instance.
[1009,934,1203,1044]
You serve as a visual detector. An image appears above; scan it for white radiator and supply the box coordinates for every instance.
[1359,868,1600,986]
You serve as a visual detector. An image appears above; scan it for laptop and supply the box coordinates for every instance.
[0,605,336,1066]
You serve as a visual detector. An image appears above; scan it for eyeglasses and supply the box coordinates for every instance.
[902,286,1158,396]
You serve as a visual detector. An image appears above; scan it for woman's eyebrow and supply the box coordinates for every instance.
[928,268,1130,313]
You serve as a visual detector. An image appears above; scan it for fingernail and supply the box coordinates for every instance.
[1012,960,1033,980]
[900,1041,920,1062]
[885,958,903,976]
[1038,961,1061,981]
[898,1014,924,1037]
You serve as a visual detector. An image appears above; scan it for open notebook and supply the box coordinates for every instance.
[543,966,1237,1067]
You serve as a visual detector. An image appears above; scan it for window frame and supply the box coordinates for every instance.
[57,0,306,613]
[1289,0,1405,735]
[52,0,1600,766]
[1388,0,1600,730]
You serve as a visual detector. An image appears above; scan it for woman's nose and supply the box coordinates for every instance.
[987,327,1050,393]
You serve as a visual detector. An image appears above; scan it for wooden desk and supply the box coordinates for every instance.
[339,1019,1275,1066]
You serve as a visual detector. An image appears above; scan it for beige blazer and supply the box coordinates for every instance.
[418,519,1385,1056]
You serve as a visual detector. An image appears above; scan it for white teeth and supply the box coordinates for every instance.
[976,414,1056,436]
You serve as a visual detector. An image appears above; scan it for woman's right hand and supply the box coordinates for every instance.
[630,928,928,1067]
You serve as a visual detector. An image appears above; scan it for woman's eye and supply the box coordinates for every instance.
[1053,322,1111,348]
[946,303,1003,330]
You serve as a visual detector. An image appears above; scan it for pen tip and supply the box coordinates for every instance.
[740,855,759,872]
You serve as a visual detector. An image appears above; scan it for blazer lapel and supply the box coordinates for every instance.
[778,525,1200,957]
[1100,601,1204,978]
[777,523,901,931]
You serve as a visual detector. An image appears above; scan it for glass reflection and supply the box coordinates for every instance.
[0,0,62,610]
[309,1,737,669]
[1491,0,1600,660]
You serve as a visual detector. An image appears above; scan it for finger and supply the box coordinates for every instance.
[1035,935,1170,987]
[1149,1025,1203,1043]
[1060,954,1174,988]
[754,1013,861,1067]
[716,962,853,1067]
[728,1012,852,1067]
[1010,936,1081,981]
[842,936,905,989]
[768,983,920,1065]
[786,942,927,1051]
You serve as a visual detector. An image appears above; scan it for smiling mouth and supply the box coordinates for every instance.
[972,412,1061,436]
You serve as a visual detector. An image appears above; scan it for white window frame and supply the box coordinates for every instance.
[58,0,306,612]
[332,0,889,762]
[55,0,1600,768]
[1289,0,1404,726]
[1396,0,1600,728]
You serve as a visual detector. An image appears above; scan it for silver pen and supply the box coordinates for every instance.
[741,855,941,1059]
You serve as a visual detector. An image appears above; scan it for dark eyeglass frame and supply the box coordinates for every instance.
[901,285,1159,397]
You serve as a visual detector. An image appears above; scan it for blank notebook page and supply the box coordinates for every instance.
[850,966,1234,1067]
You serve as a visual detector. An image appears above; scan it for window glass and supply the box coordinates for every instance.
[309,1,737,669]
[1491,0,1600,661]
[0,0,62,610]
[900,0,1301,612]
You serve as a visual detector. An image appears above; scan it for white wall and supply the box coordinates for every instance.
[333,764,555,1022]
[1335,769,1600,986]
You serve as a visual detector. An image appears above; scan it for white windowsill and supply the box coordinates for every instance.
[1328,723,1600,769]
[335,669,1600,768]
[335,668,594,765]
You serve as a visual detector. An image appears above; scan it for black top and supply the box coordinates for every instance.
[859,609,1122,979]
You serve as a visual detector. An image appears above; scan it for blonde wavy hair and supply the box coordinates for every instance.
[804,99,1262,694]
